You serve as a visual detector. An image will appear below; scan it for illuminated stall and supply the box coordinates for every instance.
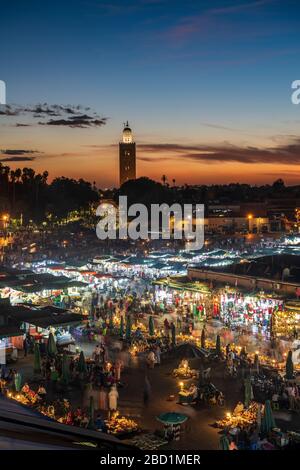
[218,288,284,334]
[154,276,211,320]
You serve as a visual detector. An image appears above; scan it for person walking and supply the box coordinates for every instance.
[99,386,108,411]
[147,350,156,369]
[143,375,151,406]
[154,345,161,365]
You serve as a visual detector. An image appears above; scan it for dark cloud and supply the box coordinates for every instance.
[1,149,40,156]
[0,156,36,162]
[200,122,242,132]
[39,115,108,128]
[138,137,300,165]
[0,103,107,128]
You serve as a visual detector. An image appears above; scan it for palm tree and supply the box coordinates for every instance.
[10,169,16,208]
[161,175,167,186]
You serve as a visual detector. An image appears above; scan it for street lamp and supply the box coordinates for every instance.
[247,214,253,233]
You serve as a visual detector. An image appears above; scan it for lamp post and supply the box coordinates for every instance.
[1,214,10,262]
[247,214,253,233]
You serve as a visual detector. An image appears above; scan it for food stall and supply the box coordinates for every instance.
[105,411,139,438]
[217,288,284,334]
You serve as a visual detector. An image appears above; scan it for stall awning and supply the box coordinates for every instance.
[27,312,84,329]
[0,325,24,338]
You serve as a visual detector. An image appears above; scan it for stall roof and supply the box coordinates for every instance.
[154,276,211,294]
[28,312,83,328]
[0,302,84,328]
[0,325,24,338]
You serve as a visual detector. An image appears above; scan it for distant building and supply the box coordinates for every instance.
[204,216,270,234]
[119,122,136,187]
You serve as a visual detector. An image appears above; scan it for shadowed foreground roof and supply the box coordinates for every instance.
[0,396,134,450]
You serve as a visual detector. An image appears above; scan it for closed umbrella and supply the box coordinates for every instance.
[87,395,95,429]
[125,315,132,341]
[119,316,124,338]
[149,316,154,336]
[47,332,57,357]
[219,434,230,450]
[215,335,221,356]
[193,304,197,316]
[14,372,22,392]
[244,377,253,408]
[33,343,41,374]
[261,400,276,435]
[61,352,70,385]
[77,350,87,375]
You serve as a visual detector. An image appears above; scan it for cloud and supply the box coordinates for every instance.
[137,136,300,165]
[39,115,108,128]
[0,156,36,162]
[0,103,108,128]
[0,149,41,162]
[209,0,275,15]
[200,122,243,132]
[1,149,40,156]
[164,0,278,43]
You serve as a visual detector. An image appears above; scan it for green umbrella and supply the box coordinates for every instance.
[61,352,70,385]
[119,316,124,337]
[201,328,206,349]
[148,316,154,336]
[261,400,276,435]
[285,350,294,380]
[244,377,252,408]
[219,434,230,450]
[47,332,57,357]
[215,335,221,356]
[125,315,132,341]
[14,372,22,392]
[77,350,87,375]
[156,412,188,425]
[33,343,41,374]
[87,395,96,429]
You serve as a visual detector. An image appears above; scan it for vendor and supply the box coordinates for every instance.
[188,383,198,401]
[37,384,47,399]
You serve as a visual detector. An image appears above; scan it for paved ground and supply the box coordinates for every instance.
[9,339,300,450]
[11,342,242,450]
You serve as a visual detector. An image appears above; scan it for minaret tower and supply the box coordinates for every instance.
[119,121,136,186]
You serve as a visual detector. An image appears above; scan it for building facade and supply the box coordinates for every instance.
[119,122,136,187]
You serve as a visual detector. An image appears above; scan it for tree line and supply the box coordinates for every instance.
[0,163,98,223]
